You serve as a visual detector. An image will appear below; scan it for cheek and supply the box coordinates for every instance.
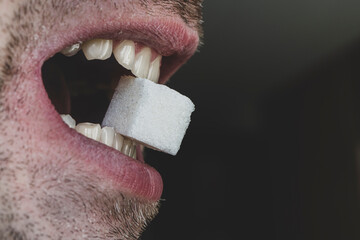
[0,0,26,47]
[0,1,16,22]
[0,152,107,238]
[0,68,98,198]
[2,58,62,155]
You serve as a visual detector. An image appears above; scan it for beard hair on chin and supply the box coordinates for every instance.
[96,194,160,239]
[0,227,27,240]
[35,179,161,240]
[0,160,160,240]
[0,193,160,240]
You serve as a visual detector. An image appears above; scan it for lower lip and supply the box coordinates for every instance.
[70,129,164,201]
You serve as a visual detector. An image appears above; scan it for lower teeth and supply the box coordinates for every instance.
[61,114,137,159]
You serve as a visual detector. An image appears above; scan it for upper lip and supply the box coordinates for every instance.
[38,12,200,84]
[27,9,200,201]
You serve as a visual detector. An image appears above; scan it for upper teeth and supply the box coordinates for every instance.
[133,47,152,79]
[82,39,113,60]
[61,39,162,83]
[113,40,135,70]
[60,42,82,57]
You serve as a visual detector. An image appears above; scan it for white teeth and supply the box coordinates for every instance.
[60,114,76,128]
[73,122,137,158]
[114,42,161,82]
[61,42,81,57]
[75,123,101,141]
[113,132,124,151]
[82,39,113,60]
[121,138,133,157]
[147,55,162,82]
[100,127,115,147]
[129,141,136,158]
[113,40,135,70]
[63,38,162,81]
[132,47,152,78]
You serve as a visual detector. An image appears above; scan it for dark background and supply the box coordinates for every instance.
[143,1,360,239]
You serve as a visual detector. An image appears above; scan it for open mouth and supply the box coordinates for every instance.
[26,12,200,201]
[42,39,164,160]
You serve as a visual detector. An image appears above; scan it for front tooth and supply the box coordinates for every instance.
[113,40,135,70]
[75,123,101,141]
[100,127,115,147]
[61,42,81,57]
[60,114,76,128]
[121,138,133,156]
[147,55,162,82]
[113,133,124,151]
[82,39,112,60]
[132,47,151,78]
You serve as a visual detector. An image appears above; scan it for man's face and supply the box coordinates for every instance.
[0,1,202,239]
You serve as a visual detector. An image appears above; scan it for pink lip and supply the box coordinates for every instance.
[36,13,200,84]
[16,7,200,201]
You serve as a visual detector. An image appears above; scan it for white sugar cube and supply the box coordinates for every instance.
[102,76,195,155]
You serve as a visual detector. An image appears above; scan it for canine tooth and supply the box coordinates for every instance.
[82,39,112,60]
[147,55,162,82]
[113,40,135,70]
[132,47,151,78]
[60,43,81,57]
[60,114,76,128]
[75,123,101,141]
[100,127,115,147]
[121,138,133,156]
[113,133,124,151]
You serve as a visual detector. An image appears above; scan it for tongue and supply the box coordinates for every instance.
[102,76,194,156]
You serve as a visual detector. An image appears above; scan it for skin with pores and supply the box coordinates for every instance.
[0,1,202,239]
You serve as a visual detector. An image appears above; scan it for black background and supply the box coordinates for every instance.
[143,1,360,239]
